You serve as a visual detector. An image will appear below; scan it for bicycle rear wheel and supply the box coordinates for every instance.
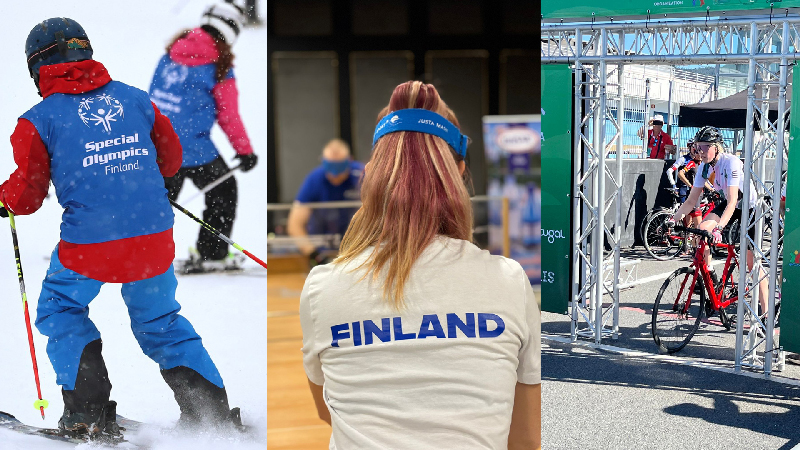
[652,267,705,353]
[644,210,685,260]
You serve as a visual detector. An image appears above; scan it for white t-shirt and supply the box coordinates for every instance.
[693,153,757,208]
[300,236,541,450]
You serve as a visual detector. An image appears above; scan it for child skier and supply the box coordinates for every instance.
[149,0,258,274]
[0,17,240,439]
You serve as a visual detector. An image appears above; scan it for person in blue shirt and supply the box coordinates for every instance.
[287,139,364,266]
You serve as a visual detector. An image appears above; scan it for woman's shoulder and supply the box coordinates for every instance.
[430,236,527,276]
[724,152,743,166]
[305,261,343,286]
[306,250,371,285]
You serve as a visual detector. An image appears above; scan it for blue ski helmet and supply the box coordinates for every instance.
[25,18,93,90]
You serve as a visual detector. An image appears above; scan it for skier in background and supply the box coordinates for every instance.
[149,0,258,274]
[0,17,241,438]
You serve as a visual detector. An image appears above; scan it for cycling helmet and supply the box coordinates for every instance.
[693,126,723,144]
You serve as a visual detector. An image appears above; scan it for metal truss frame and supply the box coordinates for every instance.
[543,16,800,64]
[570,28,625,344]
[545,16,791,375]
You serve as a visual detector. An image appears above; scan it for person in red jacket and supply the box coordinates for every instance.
[637,114,676,159]
[0,17,241,439]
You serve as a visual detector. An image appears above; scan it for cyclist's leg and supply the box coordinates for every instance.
[679,186,689,225]
[693,209,703,242]
[700,197,730,266]
[688,208,702,252]
[743,223,769,315]
[698,213,720,268]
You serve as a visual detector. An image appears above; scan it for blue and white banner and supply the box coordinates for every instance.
[483,115,541,284]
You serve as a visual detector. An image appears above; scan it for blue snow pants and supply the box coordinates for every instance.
[35,247,224,390]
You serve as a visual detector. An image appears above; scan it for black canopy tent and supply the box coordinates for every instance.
[678,79,792,129]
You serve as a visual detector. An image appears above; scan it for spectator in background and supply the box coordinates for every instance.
[287,139,364,267]
[149,1,258,274]
[638,114,676,159]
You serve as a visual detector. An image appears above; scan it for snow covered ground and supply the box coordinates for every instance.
[0,1,268,448]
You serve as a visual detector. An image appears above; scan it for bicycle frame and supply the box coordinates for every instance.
[676,226,740,314]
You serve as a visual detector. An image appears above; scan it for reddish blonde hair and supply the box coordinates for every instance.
[336,81,473,308]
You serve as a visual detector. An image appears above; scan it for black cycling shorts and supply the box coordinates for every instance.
[708,199,756,242]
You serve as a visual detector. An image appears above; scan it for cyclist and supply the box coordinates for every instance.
[670,126,769,318]
[667,139,700,203]
[670,141,712,254]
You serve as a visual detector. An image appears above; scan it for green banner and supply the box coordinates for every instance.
[543,0,800,20]
[541,65,573,314]
[781,80,800,354]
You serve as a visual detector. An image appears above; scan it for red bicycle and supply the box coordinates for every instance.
[651,225,741,353]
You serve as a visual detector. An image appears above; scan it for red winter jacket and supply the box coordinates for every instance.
[0,60,183,283]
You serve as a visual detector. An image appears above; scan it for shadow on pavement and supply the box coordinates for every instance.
[544,341,800,447]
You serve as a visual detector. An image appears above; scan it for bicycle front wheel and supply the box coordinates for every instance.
[652,267,705,353]
[644,210,685,260]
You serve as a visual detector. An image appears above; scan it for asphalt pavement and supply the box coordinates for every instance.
[542,248,800,449]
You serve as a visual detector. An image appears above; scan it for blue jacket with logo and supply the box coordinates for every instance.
[149,55,232,167]
[22,81,174,244]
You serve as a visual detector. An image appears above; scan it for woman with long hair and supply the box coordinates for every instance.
[149,1,258,273]
[672,126,770,318]
[300,81,541,449]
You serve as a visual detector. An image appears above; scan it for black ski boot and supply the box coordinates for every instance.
[161,366,245,432]
[59,401,124,442]
[58,340,123,442]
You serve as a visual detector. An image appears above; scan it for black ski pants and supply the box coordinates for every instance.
[165,156,237,260]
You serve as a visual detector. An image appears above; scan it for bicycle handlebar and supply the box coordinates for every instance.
[672,225,712,240]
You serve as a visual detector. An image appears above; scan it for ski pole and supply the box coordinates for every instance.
[183,165,241,205]
[0,202,49,419]
[169,198,267,270]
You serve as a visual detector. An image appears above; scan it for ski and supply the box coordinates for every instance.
[173,260,265,277]
[174,250,251,276]
[0,410,145,448]
[174,262,247,276]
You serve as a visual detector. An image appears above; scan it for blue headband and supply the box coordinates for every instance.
[372,109,469,158]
